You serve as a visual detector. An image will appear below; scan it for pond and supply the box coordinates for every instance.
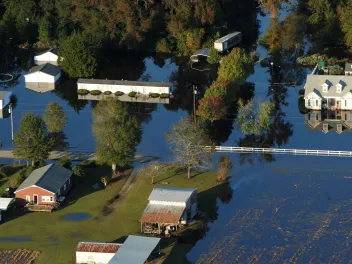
[62,213,91,221]
[0,236,31,242]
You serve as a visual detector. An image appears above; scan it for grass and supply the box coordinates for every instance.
[0,164,230,264]
[0,164,26,195]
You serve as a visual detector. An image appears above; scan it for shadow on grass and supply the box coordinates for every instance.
[162,181,233,264]
[1,164,25,176]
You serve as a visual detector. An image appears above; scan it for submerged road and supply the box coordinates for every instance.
[0,150,159,162]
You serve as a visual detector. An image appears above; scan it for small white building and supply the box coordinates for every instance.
[77,79,171,95]
[214,32,242,52]
[140,187,198,234]
[0,91,12,109]
[76,242,121,264]
[304,75,352,110]
[24,63,61,84]
[0,198,13,222]
[34,48,59,65]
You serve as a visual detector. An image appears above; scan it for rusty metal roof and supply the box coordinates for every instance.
[76,242,121,253]
[140,204,185,224]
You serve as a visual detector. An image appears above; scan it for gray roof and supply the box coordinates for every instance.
[77,78,172,87]
[148,187,197,203]
[0,91,10,100]
[0,198,13,211]
[304,75,352,98]
[14,164,72,193]
[190,48,210,58]
[25,63,61,77]
[345,63,352,72]
[108,236,160,264]
[35,48,58,56]
[215,32,241,43]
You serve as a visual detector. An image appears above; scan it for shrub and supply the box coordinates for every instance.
[149,93,160,98]
[59,155,71,169]
[115,91,124,96]
[101,175,111,187]
[77,89,89,95]
[298,97,310,114]
[207,47,221,64]
[128,91,137,97]
[90,90,102,95]
[216,155,232,182]
[299,89,305,96]
[103,91,112,95]
[81,160,96,168]
[72,165,85,177]
[160,93,169,98]
[329,65,344,75]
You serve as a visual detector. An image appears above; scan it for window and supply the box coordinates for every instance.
[323,123,328,131]
[322,84,328,93]
[63,183,66,191]
[41,196,52,202]
[337,124,342,131]
[316,100,318,106]
[345,100,347,107]
[308,100,311,106]
[25,195,30,202]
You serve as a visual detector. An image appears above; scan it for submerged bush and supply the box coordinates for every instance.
[115,91,124,96]
[103,91,112,95]
[149,93,160,98]
[299,89,305,96]
[90,90,102,95]
[128,91,137,98]
[160,93,169,98]
[77,89,89,95]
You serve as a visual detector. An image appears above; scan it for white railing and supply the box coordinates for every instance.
[206,146,352,157]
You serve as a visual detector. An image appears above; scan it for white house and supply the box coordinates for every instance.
[24,63,61,84]
[34,48,59,65]
[140,187,197,234]
[0,91,12,109]
[76,242,121,264]
[304,75,352,110]
[214,32,242,52]
[77,79,171,95]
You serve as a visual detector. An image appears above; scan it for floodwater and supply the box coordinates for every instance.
[0,236,31,242]
[62,213,91,221]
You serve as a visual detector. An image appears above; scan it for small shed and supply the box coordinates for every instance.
[140,187,197,235]
[0,198,13,222]
[0,91,12,110]
[76,242,121,264]
[34,48,59,65]
[345,63,352,76]
[24,63,61,84]
[108,236,160,264]
[214,32,242,52]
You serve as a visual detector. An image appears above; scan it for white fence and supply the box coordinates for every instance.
[210,146,352,157]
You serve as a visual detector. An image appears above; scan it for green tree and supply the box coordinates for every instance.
[37,17,51,47]
[165,116,214,179]
[236,99,274,135]
[58,31,102,78]
[92,98,142,174]
[13,113,54,166]
[207,47,221,64]
[43,102,67,133]
[204,80,230,98]
[217,48,254,85]
[340,4,352,50]
[58,155,71,169]
[72,165,85,177]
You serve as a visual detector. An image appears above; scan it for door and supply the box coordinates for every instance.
[33,195,38,205]
[337,100,341,109]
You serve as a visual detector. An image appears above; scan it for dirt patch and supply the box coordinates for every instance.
[0,249,40,264]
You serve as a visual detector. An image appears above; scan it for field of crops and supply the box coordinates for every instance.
[0,249,40,264]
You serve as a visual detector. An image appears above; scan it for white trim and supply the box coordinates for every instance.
[14,185,55,194]
[24,72,57,78]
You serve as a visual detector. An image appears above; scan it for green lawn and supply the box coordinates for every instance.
[0,164,230,264]
[0,164,26,195]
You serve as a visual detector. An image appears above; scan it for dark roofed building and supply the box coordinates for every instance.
[24,63,61,84]
[14,164,73,208]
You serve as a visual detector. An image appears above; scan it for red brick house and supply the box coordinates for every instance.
[14,164,73,207]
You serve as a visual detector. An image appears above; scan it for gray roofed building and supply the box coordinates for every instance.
[25,63,61,77]
[148,187,197,203]
[215,32,241,43]
[345,62,352,74]
[108,236,160,264]
[14,164,73,194]
[77,78,172,87]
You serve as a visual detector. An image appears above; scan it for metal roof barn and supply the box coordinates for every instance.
[140,204,185,224]
[0,198,13,211]
[108,236,160,264]
[148,187,197,203]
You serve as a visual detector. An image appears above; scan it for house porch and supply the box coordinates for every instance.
[25,203,56,212]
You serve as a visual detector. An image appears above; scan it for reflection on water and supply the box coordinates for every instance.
[305,110,352,134]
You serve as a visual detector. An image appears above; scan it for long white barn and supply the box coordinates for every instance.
[77,79,172,95]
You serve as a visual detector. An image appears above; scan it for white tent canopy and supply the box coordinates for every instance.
[108,235,160,264]
[0,198,13,211]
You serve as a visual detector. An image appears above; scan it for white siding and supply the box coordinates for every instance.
[76,252,115,264]
[305,98,321,110]
[214,42,224,52]
[341,96,352,110]
[24,72,57,83]
[77,83,170,95]
[149,200,186,207]
[34,52,58,64]
[0,91,12,109]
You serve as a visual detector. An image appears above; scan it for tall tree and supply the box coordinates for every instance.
[43,102,67,133]
[197,96,227,122]
[92,98,142,174]
[165,116,214,179]
[13,113,53,166]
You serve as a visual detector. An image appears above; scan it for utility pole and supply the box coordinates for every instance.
[193,85,198,123]
[9,103,14,141]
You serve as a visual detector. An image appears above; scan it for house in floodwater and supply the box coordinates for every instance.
[305,110,352,134]
[24,63,61,85]
[76,242,121,264]
[14,164,73,211]
[214,32,242,52]
[140,187,197,235]
[304,75,352,110]
[0,91,12,119]
[34,48,60,65]
[345,62,352,76]
[77,78,172,96]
